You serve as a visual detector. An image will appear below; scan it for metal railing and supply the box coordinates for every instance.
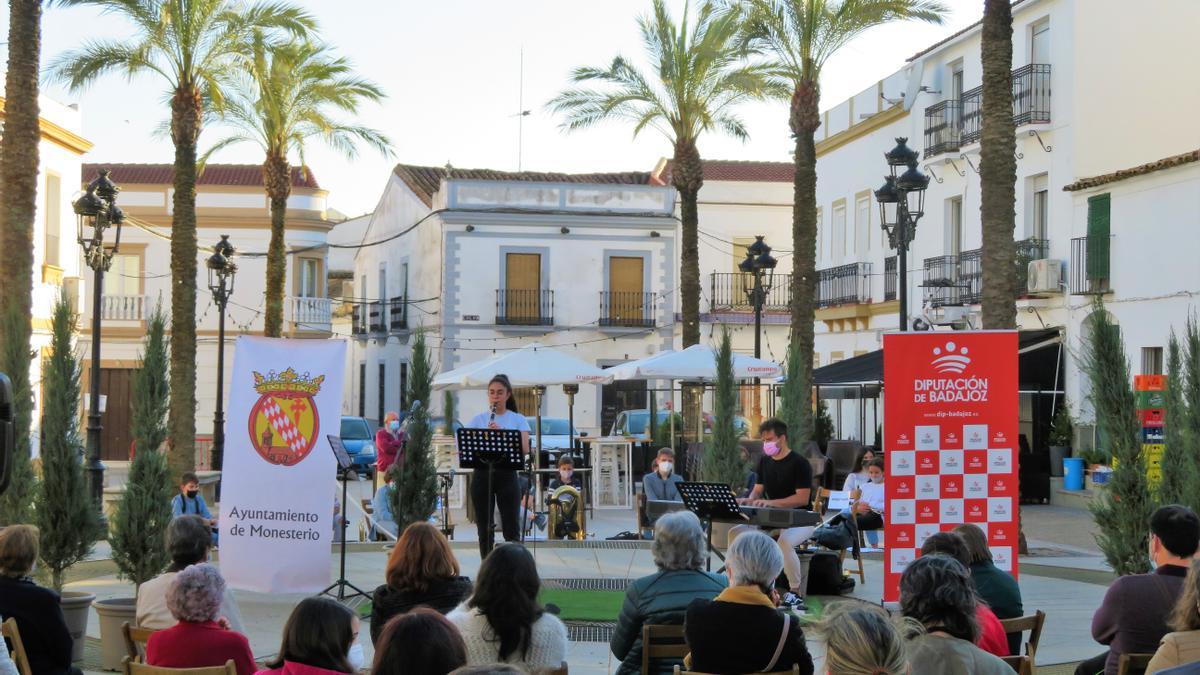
[288,297,332,328]
[1070,236,1111,295]
[496,289,554,326]
[1015,237,1049,294]
[600,291,656,327]
[389,295,408,330]
[352,304,366,336]
[884,256,897,301]
[100,294,148,321]
[923,250,982,307]
[954,63,1052,147]
[923,99,962,158]
[709,272,792,312]
[367,300,386,332]
[816,262,873,308]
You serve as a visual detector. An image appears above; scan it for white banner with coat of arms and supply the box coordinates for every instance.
[219,337,346,593]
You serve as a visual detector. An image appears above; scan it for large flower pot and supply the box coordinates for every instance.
[94,597,138,670]
[1049,446,1071,477]
[60,591,96,663]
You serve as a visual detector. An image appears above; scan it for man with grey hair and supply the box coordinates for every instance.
[685,530,814,674]
[610,511,726,674]
[136,515,245,632]
[143,564,256,673]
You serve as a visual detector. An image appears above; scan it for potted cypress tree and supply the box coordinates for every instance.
[36,294,103,663]
[700,329,747,491]
[1047,401,1074,477]
[391,329,438,531]
[97,307,174,668]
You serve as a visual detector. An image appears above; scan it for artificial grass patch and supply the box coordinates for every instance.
[540,588,626,622]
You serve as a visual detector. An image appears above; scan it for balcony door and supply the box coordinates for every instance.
[1030,19,1050,64]
[609,256,645,324]
[505,252,542,322]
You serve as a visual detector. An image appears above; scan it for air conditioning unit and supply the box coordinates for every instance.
[1027,259,1063,294]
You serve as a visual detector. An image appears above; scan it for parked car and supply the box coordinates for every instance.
[423,416,463,436]
[609,410,678,437]
[525,416,585,467]
[338,416,378,477]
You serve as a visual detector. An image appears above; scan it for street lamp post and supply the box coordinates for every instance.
[739,235,777,429]
[207,235,237,482]
[75,169,125,516]
[875,138,930,331]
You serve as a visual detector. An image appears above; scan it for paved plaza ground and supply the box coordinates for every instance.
[71,488,1112,673]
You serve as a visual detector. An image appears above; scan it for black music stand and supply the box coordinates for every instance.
[457,428,524,556]
[677,481,747,571]
[321,435,369,602]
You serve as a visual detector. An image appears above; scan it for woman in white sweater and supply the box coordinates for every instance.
[447,544,568,670]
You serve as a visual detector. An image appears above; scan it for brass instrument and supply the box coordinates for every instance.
[546,484,586,540]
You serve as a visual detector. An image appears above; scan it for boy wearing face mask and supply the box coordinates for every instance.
[172,472,219,544]
[643,447,684,503]
[548,457,583,492]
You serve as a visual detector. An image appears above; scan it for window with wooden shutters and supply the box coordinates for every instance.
[608,256,645,325]
[44,174,62,267]
[732,237,755,273]
[504,252,541,322]
[1086,194,1111,282]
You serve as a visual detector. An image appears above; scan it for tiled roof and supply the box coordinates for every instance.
[906,0,1034,63]
[392,163,654,207]
[81,163,321,189]
[1062,149,1200,192]
[650,159,794,186]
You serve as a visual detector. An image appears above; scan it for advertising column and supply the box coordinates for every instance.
[882,331,1019,603]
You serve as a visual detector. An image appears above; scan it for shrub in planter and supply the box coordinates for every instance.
[700,328,746,492]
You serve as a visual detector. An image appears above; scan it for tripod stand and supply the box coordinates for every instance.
[322,435,369,602]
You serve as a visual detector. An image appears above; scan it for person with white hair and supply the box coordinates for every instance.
[144,564,256,675]
[610,511,726,675]
[684,530,814,674]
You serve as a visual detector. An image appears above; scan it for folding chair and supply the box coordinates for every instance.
[642,624,689,675]
[1116,653,1154,675]
[122,622,158,663]
[123,656,236,675]
[998,610,1046,660]
[1,619,31,675]
[1001,655,1033,675]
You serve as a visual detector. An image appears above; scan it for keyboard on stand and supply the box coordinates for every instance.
[646,499,820,528]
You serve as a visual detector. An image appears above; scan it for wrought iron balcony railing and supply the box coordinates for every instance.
[600,291,656,328]
[352,304,366,336]
[367,300,386,333]
[923,99,962,158]
[497,289,554,326]
[816,262,873,308]
[389,295,408,330]
[709,272,792,313]
[1070,236,1111,295]
[884,256,897,302]
[926,63,1052,154]
[1015,237,1049,294]
[923,250,982,307]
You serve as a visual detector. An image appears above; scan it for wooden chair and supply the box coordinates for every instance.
[1000,655,1033,675]
[998,610,1046,659]
[674,666,802,675]
[636,491,651,539]
[122,622,157,662]
[642,624,689,675]
[122,656,236,675]
[1116,653,1154,675]
[537,663,569,675]
[1,619,31,675]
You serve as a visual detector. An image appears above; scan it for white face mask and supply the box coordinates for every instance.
[347,642,365,670]
[658,460,673,475]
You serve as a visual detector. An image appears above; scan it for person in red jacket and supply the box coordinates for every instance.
[920,532,1010,657]
[375,411,403,476]
[145,564,256,675]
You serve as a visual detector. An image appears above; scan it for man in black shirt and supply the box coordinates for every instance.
[730,418,814,611]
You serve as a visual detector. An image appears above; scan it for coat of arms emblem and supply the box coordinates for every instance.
[248,368,325,466]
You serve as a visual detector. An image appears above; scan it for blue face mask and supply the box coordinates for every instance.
[389,420,399,431]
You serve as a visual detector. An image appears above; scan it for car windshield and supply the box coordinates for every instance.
[528,418,572,435]
[340,418,372,440]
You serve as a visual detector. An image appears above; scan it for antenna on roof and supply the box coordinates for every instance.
[513,46,531,172]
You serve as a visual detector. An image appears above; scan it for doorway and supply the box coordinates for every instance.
[98,368,135,461]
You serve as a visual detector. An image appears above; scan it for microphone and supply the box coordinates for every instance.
[489,402,498,424]
[409,399,422,416]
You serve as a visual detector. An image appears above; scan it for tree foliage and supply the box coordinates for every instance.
[441,390,457,435]
[1158,332,1194,507]
[701,329,747,490]
[390,329,437,530]
[777,337,811,445]
[35,295,102,591]
[0,304,37,525]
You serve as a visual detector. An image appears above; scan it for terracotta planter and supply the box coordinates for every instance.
[60,590,96,663]
[94,597,138,670]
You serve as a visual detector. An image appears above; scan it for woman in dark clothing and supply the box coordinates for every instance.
[684,530,813,675]
[0,525,83,675]
[371,522,472,645]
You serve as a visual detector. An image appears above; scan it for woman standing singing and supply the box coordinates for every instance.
[466,374,530,559]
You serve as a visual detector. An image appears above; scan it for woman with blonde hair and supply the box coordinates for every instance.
[1148,558,1200,672]
[821,604,916,675]
[370,522,472,644]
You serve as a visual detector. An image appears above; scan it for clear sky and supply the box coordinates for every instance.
[20,0,986,216]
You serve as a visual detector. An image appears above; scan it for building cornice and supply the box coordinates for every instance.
[1062,149,1200,192]
[0,97,93,154]
[815,105,907,158]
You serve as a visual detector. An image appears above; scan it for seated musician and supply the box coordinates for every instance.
[643,448,684,503]
[548,457,583,492]
[729,418,814,613]
[823,457,884,548]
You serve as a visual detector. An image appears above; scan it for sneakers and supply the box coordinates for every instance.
[779,592,807,613]
[534,513,548,531]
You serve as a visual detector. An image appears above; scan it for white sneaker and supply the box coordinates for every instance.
[779,592,807,614]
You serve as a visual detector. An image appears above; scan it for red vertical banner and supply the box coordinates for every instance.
[882,331,1019,603]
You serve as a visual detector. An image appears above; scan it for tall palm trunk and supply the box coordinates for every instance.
[980,0,1017,330]
[788,75,820,444]
[674,139,703,348]
[262,153,291,338]
[167,83,202,480]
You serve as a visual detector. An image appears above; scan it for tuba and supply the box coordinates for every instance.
[546,484,586,540]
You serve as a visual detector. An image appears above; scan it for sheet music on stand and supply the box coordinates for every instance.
[326,435,354,472]
[676,482,746,522]
[455,428,525,470]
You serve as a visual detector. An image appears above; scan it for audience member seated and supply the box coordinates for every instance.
[258,597,363,675]
[371,607,468,675]
[684,530,815,675]
[841,447,877,493]
[900,554,1012,675]
[952,523,1023,653]
[172,471,219,543]
[371,522,473,645]
[610,511,726,674]
[548,457,583,492]
[643,448,684,504]
[138,515,245,633]
[820,604,917,675]
[920,533,1009,656]
[1149,558,1200,673]
[448,544,568,670]
[0,525,82,675]
[1078,504,1200,675]
[371,472,399,539]
[144,564,256,675]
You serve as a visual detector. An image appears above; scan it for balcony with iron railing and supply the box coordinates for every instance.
[924,63,1051,155]
[389,295,408,331]
[709,272,792,313]
[923,249,982,307]
[367,300,386,333]
[884,256,897,301]
[352,304,366,336]
[599,291,656,328]
[1015,237,1049,293]
[816,262,873,308]
[496,288,554,326]
[1070,236,1111,295]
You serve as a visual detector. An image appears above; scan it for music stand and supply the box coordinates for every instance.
[456,428,524,556]
[677,481,747,571]
[321,435,370,602]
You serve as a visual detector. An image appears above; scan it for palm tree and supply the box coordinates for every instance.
[548,0,776,347]
[50,0,314,480]
[980,0,1017,329]
[202,36,389,337]
[742,0,945,440]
